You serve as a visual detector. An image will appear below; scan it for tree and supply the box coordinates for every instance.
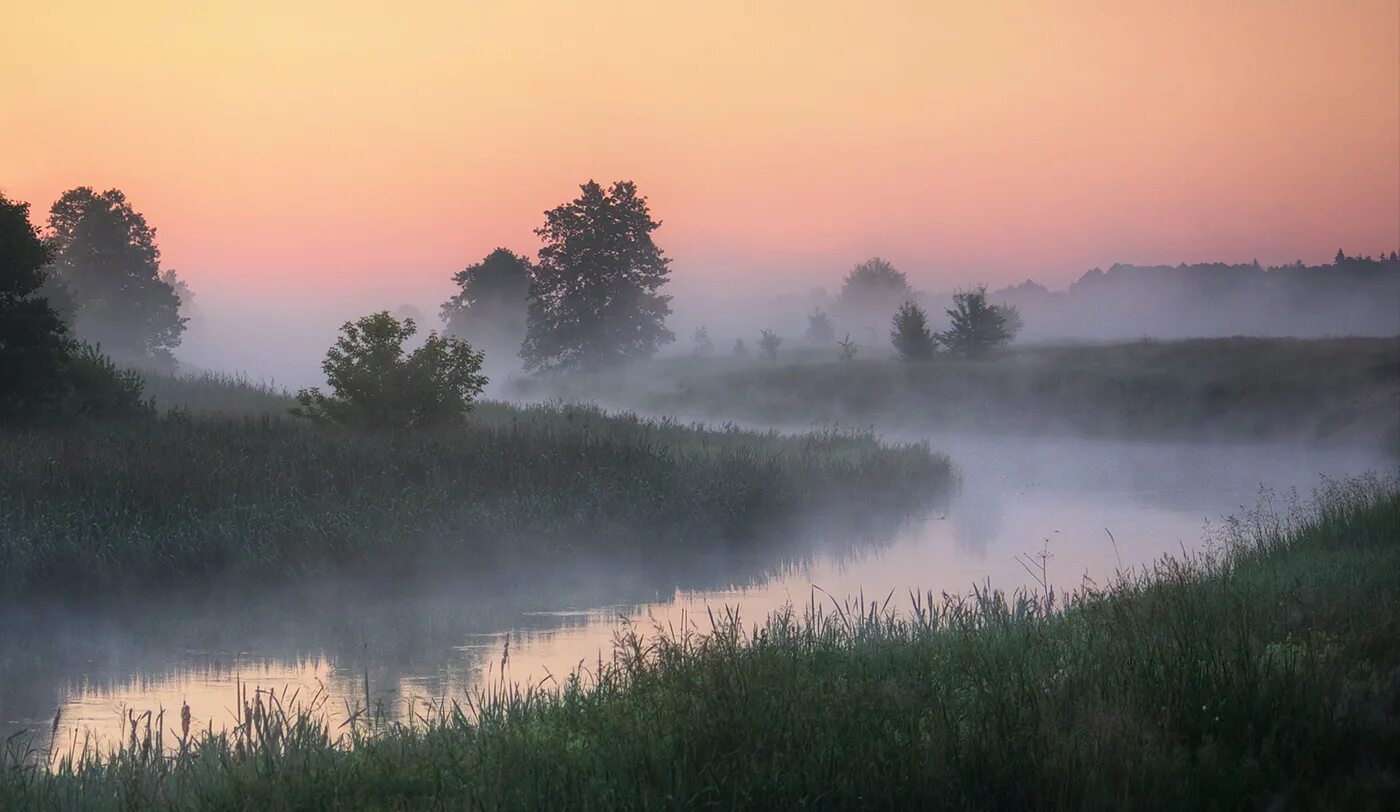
[292,312,487,430]
[993,302,1023,343]
[161,269,198,320]
[891,300,937,361]
[837,333,858,362]
[939,286,1012,358]
[836,257,912,330]
[440,248,532,365]
[521,181,673,372]
[758,329,782,362]
[692,325,714,356]
[46,187,186,369]
[1,194,68,420]
[732,338,750,358]
[805,307,836,344]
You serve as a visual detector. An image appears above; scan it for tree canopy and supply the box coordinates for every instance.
[46,187,186,369]
[891,300,937,361]
[441,248,532,365]
[837,257,913,331]
[939,286,1012,357]
[292,312,487,430]
[521,181,673,372]
[0,193,68,420]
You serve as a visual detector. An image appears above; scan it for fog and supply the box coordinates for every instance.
[4,430,1385,754]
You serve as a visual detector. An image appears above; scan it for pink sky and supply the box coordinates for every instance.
[3,0,1397,313]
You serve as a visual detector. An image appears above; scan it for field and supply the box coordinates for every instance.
[4,475,1395,809]
[0,376,952,595]
[513,337,1400,446]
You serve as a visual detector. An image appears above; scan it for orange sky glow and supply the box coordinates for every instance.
[3,0,1398,306]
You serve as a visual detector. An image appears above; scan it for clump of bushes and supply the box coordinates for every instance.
[292,311,487,430]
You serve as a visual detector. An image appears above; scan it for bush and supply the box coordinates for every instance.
[891,299,937,360]
[292,312,487,430]
[58,344,154,421]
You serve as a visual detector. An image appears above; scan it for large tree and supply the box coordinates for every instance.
[836,257,913,338]
[0,194,68,420]
[441,247,532,367]
[521,181,673,372]
[46,187,186,369]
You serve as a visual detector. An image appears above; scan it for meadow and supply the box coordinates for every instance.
[516,336,1400,447]
[3,474,1395,809]
[0,375,952,595]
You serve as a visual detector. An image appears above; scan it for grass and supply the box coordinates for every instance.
[2,474,1395,809]
[0,375,952,595]
[516,336,1400,445]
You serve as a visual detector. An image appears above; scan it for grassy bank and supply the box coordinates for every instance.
[3,475,1396,809]
[516,337,1400,445]
[0,376,951,595]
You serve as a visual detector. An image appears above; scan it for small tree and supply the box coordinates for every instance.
[891,300,937,361]
[293,312,487,430]
[939,286,1012,358]
[732,338,750,358]
[837,333,858,362]
[758,329,782,363]
[692,325,714,356]
[805,308,836,344]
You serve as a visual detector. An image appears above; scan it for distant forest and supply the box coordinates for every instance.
[981,250,1400,341]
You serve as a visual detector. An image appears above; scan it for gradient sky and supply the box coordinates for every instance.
[3,0,1398,309]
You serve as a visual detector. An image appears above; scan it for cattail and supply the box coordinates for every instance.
[180,701,191,740]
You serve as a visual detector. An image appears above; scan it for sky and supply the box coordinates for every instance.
[2,0,1398,377]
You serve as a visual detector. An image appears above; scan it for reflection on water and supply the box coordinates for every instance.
[2,433,1390,755]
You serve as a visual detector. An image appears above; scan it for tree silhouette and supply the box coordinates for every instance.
[292,312,487,430]
[46,187,185,370]
[521,181,673,372]
[441,248,532,366]
[939,286,1012,357]
[890,300,937,360]
[805,307,836,344]
[692,325,714,356]
[0,194,68,420]
[758,329,782,362]
[837,334,858,362]
[836,257,912,331]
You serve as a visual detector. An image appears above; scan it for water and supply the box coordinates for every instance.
[2,432,1389,756]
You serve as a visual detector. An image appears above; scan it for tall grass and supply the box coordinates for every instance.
[0,385,951,594]
[4,475,1395,809]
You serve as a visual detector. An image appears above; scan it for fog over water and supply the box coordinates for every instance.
[4,428,1388,755]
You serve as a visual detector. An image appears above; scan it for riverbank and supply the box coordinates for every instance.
[513,337,1400,448]
[4,474,1395,809]
[0,376,951,595]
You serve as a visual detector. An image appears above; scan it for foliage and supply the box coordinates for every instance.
[891,299,937,361]
[993,302,1023,342]
[837,333,858,362]
[45,187,186,370]
[439,248,532,363]
[758,329,782,362]
[692,325,714,356]
[805,307,835,344]
[0,194,68,422]
[521,181,674,372]
[5,478,1396,809]
[58,344,154,421]
[732,338,749,358]
[836,257,912,329]
[939,285,1011,357]
[292,312,487,430]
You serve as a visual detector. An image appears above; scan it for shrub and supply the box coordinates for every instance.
[292,312,486,430]
[891,299,937,360]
